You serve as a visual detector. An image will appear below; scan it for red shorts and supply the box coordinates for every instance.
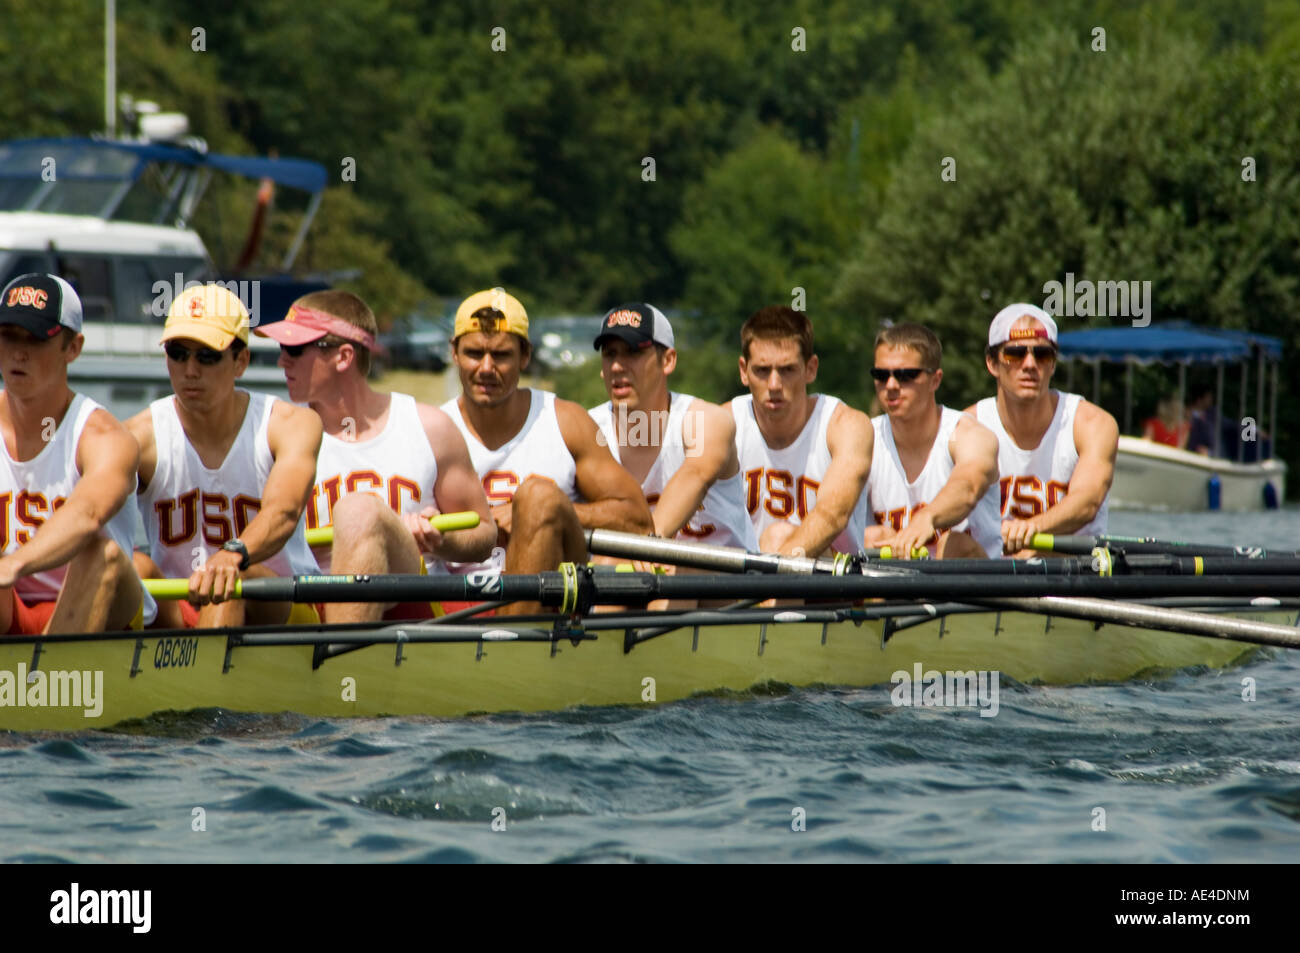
[4,592,57,635]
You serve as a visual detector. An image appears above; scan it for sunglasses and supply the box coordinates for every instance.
[164,342,226,365]
[279,340,340,359]
[869,367,928,383]
[999,345,1057,364]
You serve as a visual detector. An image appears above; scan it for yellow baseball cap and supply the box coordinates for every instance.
[161,284,250,350]
[453,288,529,341]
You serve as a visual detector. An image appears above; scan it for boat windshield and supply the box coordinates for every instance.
[0,140,183,223]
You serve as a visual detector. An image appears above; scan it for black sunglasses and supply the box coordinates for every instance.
[279,341,340,359]
[869,367,928,383]
[164,342,226,365]
[999,344,1057,364]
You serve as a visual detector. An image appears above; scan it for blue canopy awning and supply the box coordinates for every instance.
[1057,323,1282,364]
[0,138,327,193]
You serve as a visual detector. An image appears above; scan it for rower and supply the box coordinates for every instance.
[256,290,496,624]
[965,303,1117,556]
[589,303,756,551]
[728,306,872,557]
[129,284,323,628]
[0,274,156,635]
[441,288,653,614]
[865,323,1002,558]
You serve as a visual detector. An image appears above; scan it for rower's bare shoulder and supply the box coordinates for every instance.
[268,398,323,450]
[1074,399,1119,450]
[688,397,735,435]
[123,406,155,450]
[553,396,601,441]
[415,400,469,450]
[81,406,138,460]
[827,398,872,442]
[952,412,998,454]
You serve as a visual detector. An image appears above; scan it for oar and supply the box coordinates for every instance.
[304,510,480,547]
[587,528,1300,577]
[581,531,1300,650]
[1031,532,1289,559]
[585,528,927,573]
[135,569,1300,648]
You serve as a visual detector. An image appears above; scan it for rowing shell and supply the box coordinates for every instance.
[0,598,1287,732]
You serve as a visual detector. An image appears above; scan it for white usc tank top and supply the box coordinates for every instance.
[307,392,439,573]
[140,391,319,579]
[590,392,757,551]
[974,391,1107,536]
[731,393,868,554]
[867,406,1003,557]
[442,388,580,575]
[0,393,157,622]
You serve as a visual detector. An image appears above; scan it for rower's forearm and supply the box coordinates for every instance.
[926,482,984,531]
[1037,495,1104,535]
[5,506,111,580]
[574,500,655,536]
[434,523,497,563]
[781,510,844,558]
[239,511,302,565]
[651,484,710,539]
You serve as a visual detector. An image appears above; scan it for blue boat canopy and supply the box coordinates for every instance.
[1057,322,1282,364]
[0,138,327,195]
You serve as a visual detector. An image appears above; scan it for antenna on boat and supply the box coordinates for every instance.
[105,0,116,138]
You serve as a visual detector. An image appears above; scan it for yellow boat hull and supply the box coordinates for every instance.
[0,603,1281,732]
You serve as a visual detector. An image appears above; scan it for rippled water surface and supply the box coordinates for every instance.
[3,510,1299,863]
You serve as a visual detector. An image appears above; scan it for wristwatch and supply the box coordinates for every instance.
[221,538,251,571]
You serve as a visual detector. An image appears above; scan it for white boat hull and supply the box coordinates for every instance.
[1111,436,1286,511]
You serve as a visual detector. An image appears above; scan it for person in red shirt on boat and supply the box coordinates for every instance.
[441,288,653,614]
[129,284,323,628]
[0,273,156,635]
[965,303,1118,556]
[256,290,496,623]
[1141,395,1189,449]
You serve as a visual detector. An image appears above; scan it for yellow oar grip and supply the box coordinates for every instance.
[145,578,244,599]
[878,546,931,560]
[305,510,481,547]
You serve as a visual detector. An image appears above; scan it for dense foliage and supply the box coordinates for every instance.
[5,0,1300,474]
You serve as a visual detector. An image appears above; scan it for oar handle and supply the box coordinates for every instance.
[146,578,244,599]
[305,510,480,547]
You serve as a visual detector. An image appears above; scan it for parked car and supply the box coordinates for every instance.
[531,315,607,372]
[376,312,453,373]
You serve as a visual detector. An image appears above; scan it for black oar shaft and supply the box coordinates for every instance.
[1038,533,1294,559]
[235,570,1300,604]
